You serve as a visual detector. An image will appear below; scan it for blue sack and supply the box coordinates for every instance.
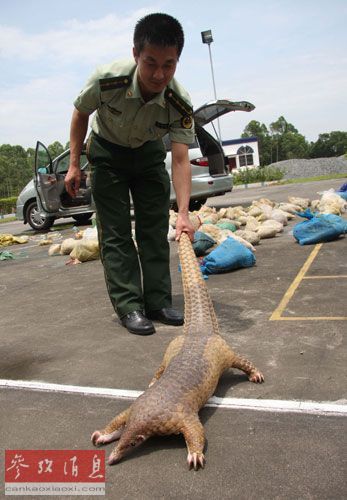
[293,214,347,245]
[192,231,215,257]
[335,182,347,200]
[295,208,317,219]
[200,237,255,275]
[336,191,347,201]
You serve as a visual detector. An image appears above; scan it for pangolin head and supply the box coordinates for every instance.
[107,422,150,465]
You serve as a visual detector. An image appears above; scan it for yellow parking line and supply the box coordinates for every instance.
[270,243,347,320]
[269,244,322,321]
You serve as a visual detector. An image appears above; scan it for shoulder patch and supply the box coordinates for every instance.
[99,75,132,91]
[181,115,193,129]
[165,88,193,116]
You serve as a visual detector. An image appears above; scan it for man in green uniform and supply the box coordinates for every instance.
[65,13,195,335]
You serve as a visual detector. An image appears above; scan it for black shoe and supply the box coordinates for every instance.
[120,311,155,335]
[146,308,184,326]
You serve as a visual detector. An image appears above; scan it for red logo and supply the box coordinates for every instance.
[5,450,105,496]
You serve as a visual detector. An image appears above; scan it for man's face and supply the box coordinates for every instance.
[133,43,178,98]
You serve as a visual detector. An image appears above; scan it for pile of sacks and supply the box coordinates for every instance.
[311,188,347,215]
[48,227,99,264]
[46,188,346,267]
[168,190,346,275]
[169,196,299,252]
[0,234,29,246]
[169,190,346,252]
[168,197,298,276]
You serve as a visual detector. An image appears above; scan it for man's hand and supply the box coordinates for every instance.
[65,166,81,197]
[65,108,90,197]
[175,212,195,241]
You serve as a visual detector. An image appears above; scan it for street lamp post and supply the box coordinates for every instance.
[201,29,222,143]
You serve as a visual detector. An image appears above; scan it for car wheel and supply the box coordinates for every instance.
[171,199,207,212]
[72,213,93,224]
[26,200,55,231]
[188,199,207,211]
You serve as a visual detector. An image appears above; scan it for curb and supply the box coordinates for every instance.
[233,181,279,190]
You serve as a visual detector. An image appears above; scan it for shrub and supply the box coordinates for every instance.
[0,197,17,215]
[232,166,284,185]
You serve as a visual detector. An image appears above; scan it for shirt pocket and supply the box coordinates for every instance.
[105,104,122,116]
[100,89,124,124]
[98,103,124,129]
[154,121,170,139]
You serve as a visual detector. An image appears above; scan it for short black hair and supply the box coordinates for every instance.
[134,13,184,58]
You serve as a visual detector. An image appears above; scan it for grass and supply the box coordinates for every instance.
[0,216,16,224]
[232,165,284,185]
[278,173,346,184]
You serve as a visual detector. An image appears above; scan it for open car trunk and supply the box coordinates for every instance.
[192,99,255,177]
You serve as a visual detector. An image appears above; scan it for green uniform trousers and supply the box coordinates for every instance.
[88,132,172,318]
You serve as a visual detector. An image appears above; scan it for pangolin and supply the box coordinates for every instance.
[92,217,264,470]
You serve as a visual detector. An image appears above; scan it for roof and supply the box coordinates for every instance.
[222,136,258,146]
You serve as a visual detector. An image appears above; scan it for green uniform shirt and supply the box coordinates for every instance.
[74,59,195,148]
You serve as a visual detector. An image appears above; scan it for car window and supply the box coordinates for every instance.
[55,153,88,174]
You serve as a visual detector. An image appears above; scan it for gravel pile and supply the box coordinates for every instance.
[269,157,347,179]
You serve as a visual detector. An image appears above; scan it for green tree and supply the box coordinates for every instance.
[0,144,32,197]
[310,131,347,158]
[242,116,311,164]
[241,120,272,166]
[48,141,65,159]
[26,147,36,172]
[242,120,269,138]
[0,156,12,198]
[280,132,309,159]
[269,116,303,163]
[269,116,298,135]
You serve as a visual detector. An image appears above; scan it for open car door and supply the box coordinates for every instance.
[34,141,61,213]
[34,142,93,216]
[193,99,255,177]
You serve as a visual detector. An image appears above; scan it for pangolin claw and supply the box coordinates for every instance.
[108,451,121,466]
[249,371,264,383]
[91,428,125,447]
[91,431,103,446]
[187,452,205,470]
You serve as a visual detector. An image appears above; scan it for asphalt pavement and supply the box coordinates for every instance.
[1,179,346,499]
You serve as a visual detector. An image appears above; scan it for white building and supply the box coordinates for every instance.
[222,136,260,170]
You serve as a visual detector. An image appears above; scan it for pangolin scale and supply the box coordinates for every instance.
[92,219,264,469]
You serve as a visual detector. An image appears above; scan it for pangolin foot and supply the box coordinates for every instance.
[187,452,205,470]
[91,428,123,446]
[91,431,104,446]
[107,451,121,466]
[249,370,264,383]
